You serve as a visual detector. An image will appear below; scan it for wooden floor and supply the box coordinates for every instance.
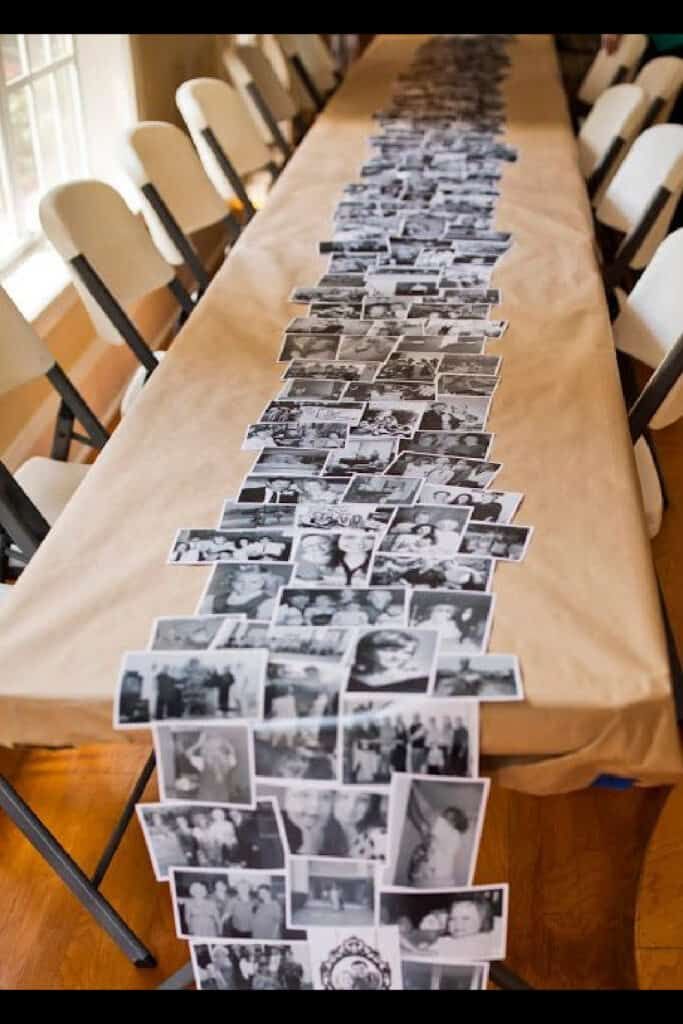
[1,409,681,990]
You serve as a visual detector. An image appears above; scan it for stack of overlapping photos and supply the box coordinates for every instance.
[115,33,531,992]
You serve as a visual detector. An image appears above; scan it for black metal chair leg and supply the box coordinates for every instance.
[0,775,156,967]
[91,752,156,890]
[157,960,195,990]
[489,963,534,989]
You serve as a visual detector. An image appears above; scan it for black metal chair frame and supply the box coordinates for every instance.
[600,184,672,290]
[246,80,293,164]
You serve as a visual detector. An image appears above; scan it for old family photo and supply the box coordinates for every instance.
[137,798,286,881]
[341,697,479,782]
[191,941,313,990]
[154,721,255,807]
[171,868,294,941]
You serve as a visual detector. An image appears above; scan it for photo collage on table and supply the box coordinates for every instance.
[116,33,528,992]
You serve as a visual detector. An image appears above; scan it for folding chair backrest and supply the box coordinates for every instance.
[635,56,683,123]
[578,83,648,183]
[122,121,229,266]
[596,123,683,269]
[290,34,338,94]
[223,44,298,145]
[578,34,648,106]
[40,180,175,346]
[176,78,272,200]
[0,286,55,396]
[614,228,683,427]
[262,35,316,113]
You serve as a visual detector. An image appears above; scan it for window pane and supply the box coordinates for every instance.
[25,34,49,71]
[7,85,40,233]
[1,34,25,83]
[33,74,63,188]
[54,64,83,177]
[48,34,72,60]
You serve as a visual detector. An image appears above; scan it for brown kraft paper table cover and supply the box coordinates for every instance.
[0,34,681,796]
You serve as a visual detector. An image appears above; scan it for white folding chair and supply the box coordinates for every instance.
[578,83,649,204]
[577,34,648,109]
[294,34,340,93]
[176,78,276,222]
[222,44,298,163]
[595,123,683,287]
[40,180,194,413]
[261,34,319,116]
[121,121,238,294]
[635,56,683,127]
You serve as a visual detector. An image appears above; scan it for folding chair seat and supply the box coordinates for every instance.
[578,84,649,205]
[635,56,683,127]
[261,34,320,116]
[176,78,277,221]
[121,121,239,294]
[594,124,683,288]
[223,44,299,164]
[577,34,648,110]
[40,180,195,413]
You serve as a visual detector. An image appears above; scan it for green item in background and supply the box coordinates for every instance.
[650,34,683,52]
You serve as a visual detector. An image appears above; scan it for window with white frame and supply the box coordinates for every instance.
[0,34,88,273]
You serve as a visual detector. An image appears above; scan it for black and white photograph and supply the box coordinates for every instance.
[257,783,389,861]
[251,448,330,477]
[437,373,499,398]
[319,239,389,255]
[211,620,271,651]
[242,422,349,451]
[342,698,479,782]
[254,660,343,782]
[291,531,378,587]
[277,334,341,362]
[290,286,367,304]
[346,628,439,695]
[378,504,471,557]
[275,587,407,629]
[154,721,255,806]
[318,272,366,287]
[278,378,348,401]
[286,317,372,337]
[295,502,393,534]
[336,335,397,363]
[148,615,245,651]
[441,288,501,305]
[415,248,457,269]
[266,626,355,665]
[236,475,349,505]
[418,396,491,431]
[136,798,287,881]
[439,353,501,376]
[308,302,364,320]
[196,562,293,619]
[282,360,378,383]
[400,213,448,239]
[369,552,494,593]
[459,522,534,561]
[426,318,507,338]
[115,649,266,727]
[396,335,486,355]
[436,269,491,289]
[284,401,368,426]
[169,528,293,565]
[434,654,523,701]
[380,884,507,962]
[407,302,490,321]
[385,451,502,490]
[171,868,288,940]
[345,381,436,403]
[190,940,313,990]
[408,590,495,654]
[350,404,423,440]
[401,960,489,991]
[384,774,490,889]
[324,438,397,477]
[375,353,442,382]
[361,298,411,321]
[328,255,378,273]
[287,857,378,928]
[398,430,493,460]
[342,474,422,505]
[217,503,295,531]
[419,485,522,524]
[309,926,403,990]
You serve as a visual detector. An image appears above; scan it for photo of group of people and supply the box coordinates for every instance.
[129,34,527,992]
[342,698,478,782]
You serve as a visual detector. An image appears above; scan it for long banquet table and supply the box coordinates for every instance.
[1,34,681,796]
